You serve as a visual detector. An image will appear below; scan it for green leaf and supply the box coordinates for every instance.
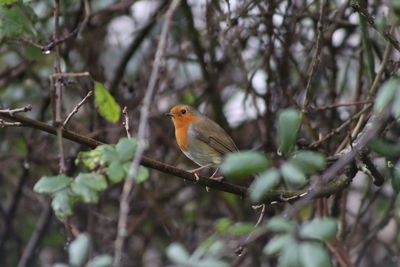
[299,242,332,267]
[52,189,73,219]
[281,163,307,188]
[166,243,189,265]
[85,255,113,267]
[99,145,120,165]
[107,162,126,183]
[374,79,399,114]
[392,164,400,193]
[135,166,149,184]
[75,173,107,192]
[249,168,281,202]
[394,0,400,17]
[277,109,301,155]
[33,175,73,194]
[116,138,137,162]
[215,218,232,233]
[0,0,18,7]
[392,89,400,118]
[196,260,229,267]
[69,233,90,266]
[368,139,400,158]
[263,234,293,256]
[291,151,326,174]
[278,242,300,267]
[76,149,103,170]
[0,4,37,39]
[300,218,337,241]
[221,151,269,178]
[228,222,255,236]
[71,181,99,203]
[94,81,121,123]
[266,217,296,233]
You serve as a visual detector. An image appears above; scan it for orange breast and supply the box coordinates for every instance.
[172,114,198,152]
[175,126,190,151]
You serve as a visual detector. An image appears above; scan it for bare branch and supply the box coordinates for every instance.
[63,90,93,128]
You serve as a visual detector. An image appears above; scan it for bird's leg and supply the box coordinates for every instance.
[187,164,211,182]
[209,168,224,181]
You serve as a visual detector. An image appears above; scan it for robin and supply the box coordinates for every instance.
[166,104,238,180]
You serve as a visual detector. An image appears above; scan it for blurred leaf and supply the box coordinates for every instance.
[393,0,400,18]
[53,264,70,267]
[281,163,307,188]
[100,145,120,165]
[166,243,190,265]
[228,222,255,236]
[69,233,90,266]
[215,218,233,233]
[33,175,73,194]
[85,255,113,267]
[374,79,398,114]
[71,181,99,203]
[278,242,300,267]
[221,151,269,178]
[52,189,73,219]
[135,166,149,184]
[368,139,400,158]
[249,168,281,202]
[75,173,107,192]
[300,218,337,241]
[94,81,121,123]
[392,163,400,193]
[0,4,37,40]
[299,242,332,267]
[263,234,292,256]
[116,138,137,162]
[291,151,326,174]
[391,89,400,118]
[266,217,296,233]
[76,149,103,170]
[0,0,18,6]
[107,162,126,183]
[196,260,228,267]
[277,109,301,155]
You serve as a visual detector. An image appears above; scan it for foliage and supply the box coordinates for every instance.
[1,0,400,266]
[34,138,148,219]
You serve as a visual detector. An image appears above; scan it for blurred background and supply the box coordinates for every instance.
[1,0,400,266]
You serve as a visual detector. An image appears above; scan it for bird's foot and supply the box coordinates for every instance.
[187,164,211,173]
[209,168,224,181]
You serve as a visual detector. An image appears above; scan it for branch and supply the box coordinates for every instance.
[114,1,181,264]
[109,1,167,93]
[63,90,93,127]
[351,1,400,53]
[0,113,362,204]
[17,203,52,267]
[0,104,32,115]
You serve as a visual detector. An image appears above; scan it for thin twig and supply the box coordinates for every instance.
[113,1,181,265]
[0,105,32,116]
[63,90,93,127]
[302,0,327,109]
[52,0,66,174]
[351,1,400,53]
[52,72,91,78]
[122,106,131,138]
[309,100,372,111]
[0,119,22,127]
[17,203,52,267]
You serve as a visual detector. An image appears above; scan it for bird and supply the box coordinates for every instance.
[166,104,238,180]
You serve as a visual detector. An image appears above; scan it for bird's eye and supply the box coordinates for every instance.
[181,109,186,114]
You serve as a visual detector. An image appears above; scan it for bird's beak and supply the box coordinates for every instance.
[165,112,175,117]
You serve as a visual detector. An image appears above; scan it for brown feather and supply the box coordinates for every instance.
[192,116,238,155]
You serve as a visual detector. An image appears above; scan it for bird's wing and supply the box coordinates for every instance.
[191,117,238,155]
